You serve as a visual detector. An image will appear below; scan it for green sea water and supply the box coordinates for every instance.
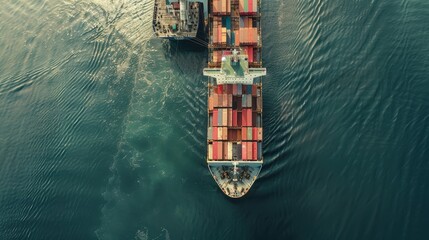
[1,0,429,239]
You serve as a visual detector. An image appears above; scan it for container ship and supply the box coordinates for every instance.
[152,0,266,198]
[204,0,266,198]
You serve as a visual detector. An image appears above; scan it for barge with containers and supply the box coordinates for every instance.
[153,0,205,40]
[204,0,266,198]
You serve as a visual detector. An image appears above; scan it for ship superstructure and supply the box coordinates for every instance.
[204,0,266,198]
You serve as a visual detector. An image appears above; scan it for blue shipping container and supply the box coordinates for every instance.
[226,17,231,30]
[246,85,252,94]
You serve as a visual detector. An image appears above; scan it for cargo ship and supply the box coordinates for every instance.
[204,0,266,198]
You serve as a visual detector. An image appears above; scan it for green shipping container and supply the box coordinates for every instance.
[247,127,252,140]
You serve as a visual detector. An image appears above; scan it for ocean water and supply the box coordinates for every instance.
[1,0,429,239]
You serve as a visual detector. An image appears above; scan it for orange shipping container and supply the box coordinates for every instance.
[213,93,218,107]
[257,128,262,140]
[213,109,218,127]
[208,96,213,110]
[218,94,222,107]
[247,142,252,161]
[213,0,218,12]
[228,109,232,126]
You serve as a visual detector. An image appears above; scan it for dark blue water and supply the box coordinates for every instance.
[1,0,429,239]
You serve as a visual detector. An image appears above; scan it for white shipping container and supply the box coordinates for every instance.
[209,144,213,159]
[222,109,227,126]
[218,127,222,140]
[228,142,233,160]
[208,127,213,140]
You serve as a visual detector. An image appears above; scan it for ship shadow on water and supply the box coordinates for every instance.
[167,38,207,52]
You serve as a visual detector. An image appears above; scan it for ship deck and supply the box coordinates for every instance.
[153,0,200,38]
[208,161,262,198]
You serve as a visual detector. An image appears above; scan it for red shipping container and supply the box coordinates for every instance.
[233,84,237,95]
[247,109,252,126]
[218,84,223,94]
[223,94,227,107]
[241,127,247,140]
[232,110,237,127]
[252,142,257,160]
[213,127,218,140]
[228,109,232,126]
[242,143,247,160]
[228,94,232,107]
[227,84,232,94]
[248,47,254,62]
[228,129,234,141]
[252,85,257,96]
[253,128,257,140]
[242,109,247,126]
[249,0,253,12]
[213,110,218,127]
[237,112,242,127]
[213,142,218,159]
[237,97,242,110]
[253,112,257,126]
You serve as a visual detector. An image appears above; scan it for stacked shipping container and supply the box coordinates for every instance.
[208,84,262,161]
[213,0,231,14]
[239,0,258,14]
